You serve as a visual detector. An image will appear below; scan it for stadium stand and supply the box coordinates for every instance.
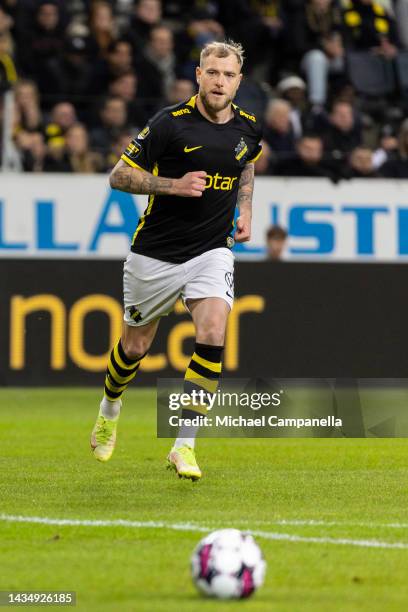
[1,0,408,179]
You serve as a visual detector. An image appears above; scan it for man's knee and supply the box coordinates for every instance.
[121,335,151,360]
[196,319,226,346]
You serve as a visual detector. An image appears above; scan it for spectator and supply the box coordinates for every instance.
[287,0,344,107]
[347,146,378,177]
[89,1,118,60]
[277,75,307,138]
[379,118,408,177]
[14,79,43,132]
[89,39,134,95]
[342,0,399,53]
[321,100,362,173]
[125,0,162,55]
[18,1,65,103]
[263,99,296,167]
[90,96,129,157]
[56,35,94,112]
[372,123,398,168]
[44,101,77,147]
[44,122,103,172]
[274,134,335,178]
[109,71,147,128]
[176,8,224,82]
[266,225,288,261]
[15,130,47,172]
[166,79,196,105]
[135,25,176,116]
[395,0,408,49]
[0,7,17,93]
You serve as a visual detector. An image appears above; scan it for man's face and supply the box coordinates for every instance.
[52,103,76,129]
[109,42,132,71]
[331,103,354,132]
[298,138,322,164]
[311,0,331,10]
[196,54,242,113]
[102,100,126,127]
[351,148,373,174]
[136,0,161,24]
[37,3,59,30]
[267,237,286,260]
[150,27,173,59]
[110,74,137,101]
[267,104,290,133]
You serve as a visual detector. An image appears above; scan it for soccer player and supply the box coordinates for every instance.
[90,40,262,480]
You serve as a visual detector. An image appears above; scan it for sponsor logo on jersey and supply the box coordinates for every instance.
[184,145,203,153]
[205,173,238,191]
[172,108,191,117]
[239,109,256,122]
[137,126,150,140]
[235,137,248,162]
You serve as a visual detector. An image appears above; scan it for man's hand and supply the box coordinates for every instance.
[173,171,207,197]
[234,214,251,243]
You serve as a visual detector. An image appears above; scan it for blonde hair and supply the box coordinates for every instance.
[200,40,244,69]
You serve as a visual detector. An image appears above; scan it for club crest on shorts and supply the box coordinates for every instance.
[235,137,248,164]
[128,305,143,322]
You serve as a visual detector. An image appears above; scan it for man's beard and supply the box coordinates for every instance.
[200,90,233,113]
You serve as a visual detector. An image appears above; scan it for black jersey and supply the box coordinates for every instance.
[121,95,262,264]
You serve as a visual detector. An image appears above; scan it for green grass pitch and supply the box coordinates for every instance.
[1,388,408,611]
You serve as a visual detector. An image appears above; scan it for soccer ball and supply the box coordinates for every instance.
[191,529,266,599]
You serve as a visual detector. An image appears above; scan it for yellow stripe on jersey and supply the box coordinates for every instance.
[248,148,263,163]
[186,95,197,108]
[132,163,159,243]
[121,153,146,171]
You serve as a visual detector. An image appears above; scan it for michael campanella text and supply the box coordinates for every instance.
[169,415,343,428]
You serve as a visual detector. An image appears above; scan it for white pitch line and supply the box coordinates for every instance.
[1,514,408,550]
[212,519,408,530]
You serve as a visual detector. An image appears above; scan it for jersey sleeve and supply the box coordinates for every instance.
[247,123,263,163]
[121,111,173,172]
[247,143,263,163]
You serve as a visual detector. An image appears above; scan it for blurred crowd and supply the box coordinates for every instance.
[1,0,408,178]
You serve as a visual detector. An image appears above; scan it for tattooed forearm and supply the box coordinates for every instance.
[237,163,254,215]
[110,162,175,195]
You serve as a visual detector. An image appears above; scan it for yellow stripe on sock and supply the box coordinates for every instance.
[107,360,137,385]
[185,368,219,394]
[105,375,128,395]
[192,353,222,373]
[181,397,208,416]
[113,343,140,371]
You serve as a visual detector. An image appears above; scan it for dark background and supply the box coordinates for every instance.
[1,259,408,385]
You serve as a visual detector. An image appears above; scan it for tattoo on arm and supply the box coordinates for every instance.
[110,164,174,195]
[237,163,254,214]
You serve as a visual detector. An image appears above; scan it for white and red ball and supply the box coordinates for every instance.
[191,529,266,600]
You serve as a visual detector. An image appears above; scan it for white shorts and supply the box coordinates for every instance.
[123,247,234,326]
